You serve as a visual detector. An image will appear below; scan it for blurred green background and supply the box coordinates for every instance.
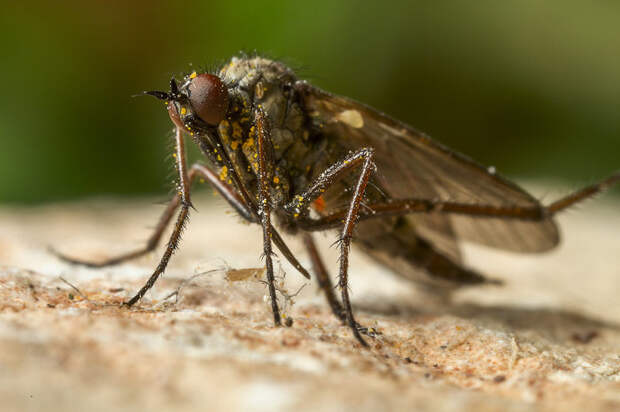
[2,1,619,204]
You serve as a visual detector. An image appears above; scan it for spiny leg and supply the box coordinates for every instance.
[126,126,192,306]
[547,172,619,213]
[302,233,344,320]
[51,162,254,268]
[296,171,620,231]
[302,233,381,337]
[50,195,180,267]
[255,108,281,326]
[285,148,377,346]
[201,129,311,280]
[338,149,375,346]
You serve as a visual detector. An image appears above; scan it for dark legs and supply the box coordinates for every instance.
[285,148,377,346]
[302,233,344,321]
[125,126,191,306]
[50,196,181,268]
[296,172,620,232]
[51,163,252,269]
[52,126,258,307]
[337,149,375,346]
[255,108,281,326]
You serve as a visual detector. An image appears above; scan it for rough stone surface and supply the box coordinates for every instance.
[1,190,619,412]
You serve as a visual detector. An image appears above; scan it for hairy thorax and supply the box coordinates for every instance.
[215,56,321,207]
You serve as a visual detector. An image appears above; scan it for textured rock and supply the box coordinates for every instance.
[0,191,619,411]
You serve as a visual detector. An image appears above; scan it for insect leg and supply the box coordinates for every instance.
[50,195,181,267]
[286,148,376,346]
[125,126,193,306]
[51,161,255,268]
[203,131,311,280]
[337,149,375,346]
[256,108,281,326]
[303,232,383,336]
[190,165,311,282]
[297,171,620,230]
[302,233,344,320]
[547,172,619,213]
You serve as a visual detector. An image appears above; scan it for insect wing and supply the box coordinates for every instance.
[298,83,559,253]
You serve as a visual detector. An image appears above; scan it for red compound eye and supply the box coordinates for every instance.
[187,73,229,126]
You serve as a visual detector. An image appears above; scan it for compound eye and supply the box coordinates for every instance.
[187,73,229,126]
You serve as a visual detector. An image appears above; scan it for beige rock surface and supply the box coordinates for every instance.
[0,190,619,412]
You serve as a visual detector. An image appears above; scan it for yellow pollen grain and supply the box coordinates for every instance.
[243,137,255,151]
[219,166,228,181]
[232,122,243,138]
[230,140,239,150]
[273,176,280,184]
[189,71,197,79]
[199,178,205,184]
[180,107,187,115]
[217,155,222,161]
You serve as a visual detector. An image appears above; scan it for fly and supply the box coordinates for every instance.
[54,55,619,346]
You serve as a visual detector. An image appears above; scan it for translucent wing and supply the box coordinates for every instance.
[298,82,559,253]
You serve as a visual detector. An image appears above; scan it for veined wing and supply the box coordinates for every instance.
[298,82,559,253]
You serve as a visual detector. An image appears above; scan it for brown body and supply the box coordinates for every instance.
[205,56,557,289]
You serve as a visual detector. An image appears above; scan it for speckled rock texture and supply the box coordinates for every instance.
[1,190,619,412]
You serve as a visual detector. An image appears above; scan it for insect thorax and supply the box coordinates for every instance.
[215,56,321,206]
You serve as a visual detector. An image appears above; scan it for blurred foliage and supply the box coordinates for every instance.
[1,1,619,203]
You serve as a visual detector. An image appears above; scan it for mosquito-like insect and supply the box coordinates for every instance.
[55,55,619,346]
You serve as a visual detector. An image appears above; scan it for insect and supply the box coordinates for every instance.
[55,54,619,346]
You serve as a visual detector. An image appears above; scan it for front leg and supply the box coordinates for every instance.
[285,148,376,346]
[126,125,192,306]
[255,108,281,326]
